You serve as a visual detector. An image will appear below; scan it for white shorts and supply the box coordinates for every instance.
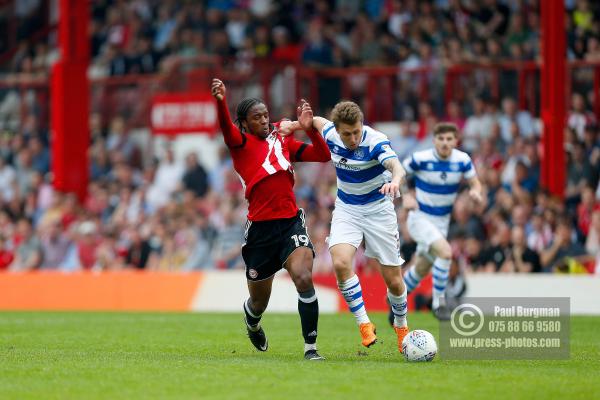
[328,199,404,267]
[406,210,449,261]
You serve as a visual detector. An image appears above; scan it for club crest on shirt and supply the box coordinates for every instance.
[450,163,460,171]
[354,148,365,158]
[427,162,434,170]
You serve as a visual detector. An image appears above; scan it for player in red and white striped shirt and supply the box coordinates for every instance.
[211,78,330,360]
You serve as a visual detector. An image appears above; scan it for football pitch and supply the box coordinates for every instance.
[1,312,599,400]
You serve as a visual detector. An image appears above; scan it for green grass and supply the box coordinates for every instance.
[1,312,599,400]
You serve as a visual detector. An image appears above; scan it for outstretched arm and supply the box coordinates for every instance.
[467,176,483,203]
[287,100,331,162]
[380,157,406,197]
[211,78,244,148]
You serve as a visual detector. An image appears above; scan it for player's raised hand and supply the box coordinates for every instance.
[211,78,225,101]
[401,193,418,210]
[298,99,314,132]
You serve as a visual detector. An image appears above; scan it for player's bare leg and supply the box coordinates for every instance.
[379,261,409,352]
[244,276,275,351]
[428,238,453,320]
[330,244,377,348]
[284,247,323,360]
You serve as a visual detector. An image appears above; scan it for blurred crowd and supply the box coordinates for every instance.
[0,0,599,275]
[0,90,598,275]
[5,0,600,78]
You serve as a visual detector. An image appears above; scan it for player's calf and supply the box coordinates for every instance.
[338,274,377,347]
[244,299,268,351]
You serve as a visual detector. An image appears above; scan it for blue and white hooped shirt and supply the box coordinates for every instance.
[402,148,476,218]
[322,121,398,207]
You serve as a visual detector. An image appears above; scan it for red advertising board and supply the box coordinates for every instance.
[151,93,218,135]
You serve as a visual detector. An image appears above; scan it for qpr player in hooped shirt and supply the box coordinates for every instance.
[400,122,483,320]
[281,100,411,354]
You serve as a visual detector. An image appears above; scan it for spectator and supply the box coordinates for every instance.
[497,97,535,142]
[106,116,138,165]
[39,219,71,269]
[463,97,495,153]
[568,93,596,140]
[585,209,600,273]
[146,148,184,210]
[507,225,542,273]
[125,228,151,269]
[0,235,14,270]
[62,221,101,270]
[211,203,244,269]
[540,218,590,273]
[181,213,217,270]
[0,156,16,202]
[93,229,124,270]
[8,217,42,271]
[479,221,511,273]
[302,21,333,66]
[527,211,553,253]
[182,153,209,198]
[29,136,50,174]
[577,186,598,237]
[566,141,594,200]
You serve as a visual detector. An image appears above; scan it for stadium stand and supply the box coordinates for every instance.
[0,0,598,279]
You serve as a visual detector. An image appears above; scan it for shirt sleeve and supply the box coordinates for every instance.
[402,154,419,174]
[216,97,245,148]
[368,133,397,164]
[462,155,476,179]
[375,142,398,164]
[287,127,331,163]
[322,120,336,141]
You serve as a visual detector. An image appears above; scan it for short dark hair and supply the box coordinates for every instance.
[434,122,459,136]
[330,101,363,128]
[235,98,264,131]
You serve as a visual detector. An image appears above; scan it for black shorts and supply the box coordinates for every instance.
[242,209,315,281]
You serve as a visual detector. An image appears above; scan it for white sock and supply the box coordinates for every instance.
[432,258,451,309]
[338,274,370,325]
[403,264,423,294]
[388,290,408,328]
[304,343,317,353]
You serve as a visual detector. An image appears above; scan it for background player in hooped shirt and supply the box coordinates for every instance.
[211,79,331,360]
[400,122,483,320]
[281,101,410,353]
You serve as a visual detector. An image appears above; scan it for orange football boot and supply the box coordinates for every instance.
[394,326,410,352]
[359,322,377,347]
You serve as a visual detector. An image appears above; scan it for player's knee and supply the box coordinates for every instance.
[385,273,405,295]
[249,298,268,315]
[292,269,313,292]
[435,241,452,260]
[332,258,352,276]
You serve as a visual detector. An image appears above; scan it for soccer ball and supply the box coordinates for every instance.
[401,330,437,362]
